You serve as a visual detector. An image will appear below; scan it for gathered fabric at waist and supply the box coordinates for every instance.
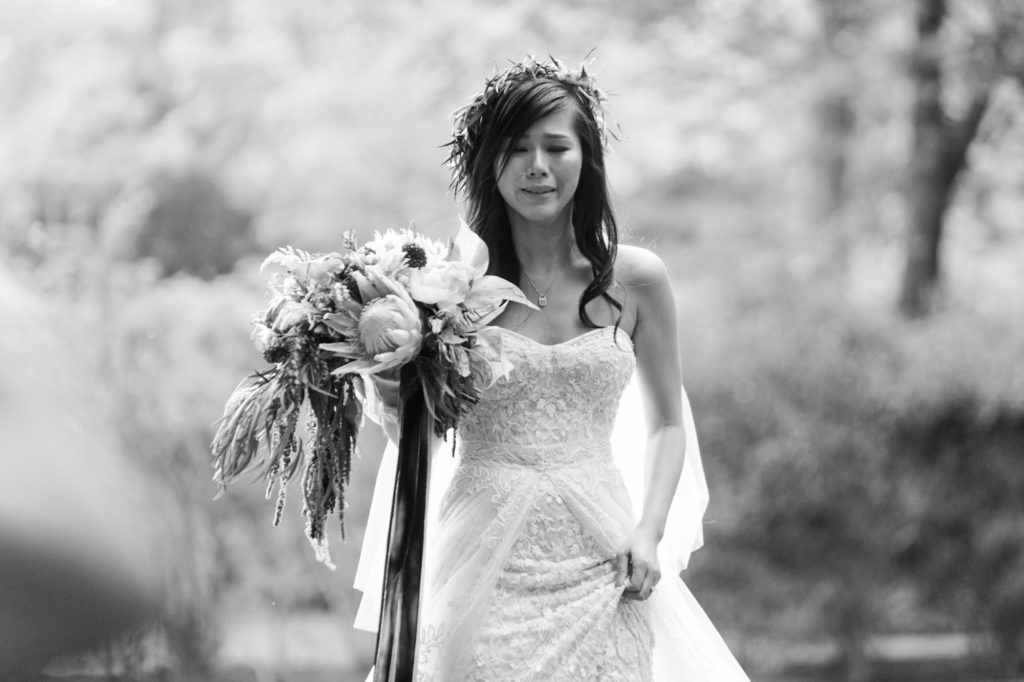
[458,437,613,471]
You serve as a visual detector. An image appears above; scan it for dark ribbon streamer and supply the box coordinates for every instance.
[374,369,430,681]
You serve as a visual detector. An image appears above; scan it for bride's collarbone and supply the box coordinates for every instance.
[497,295,631,345]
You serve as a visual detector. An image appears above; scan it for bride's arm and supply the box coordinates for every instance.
[614,245,687,601]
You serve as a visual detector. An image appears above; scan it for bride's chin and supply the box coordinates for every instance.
[510,203,572,227]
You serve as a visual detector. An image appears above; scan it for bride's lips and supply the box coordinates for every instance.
[521,186,555,196]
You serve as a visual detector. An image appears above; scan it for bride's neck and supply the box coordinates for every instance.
[509,216,576,276]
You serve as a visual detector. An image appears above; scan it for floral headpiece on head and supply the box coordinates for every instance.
[445,54,617,194]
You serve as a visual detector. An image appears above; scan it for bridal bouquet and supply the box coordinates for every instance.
[211,224,531,565]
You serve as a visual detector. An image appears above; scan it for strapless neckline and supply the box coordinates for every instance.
[461,323,635,448]
[495,325,633,350]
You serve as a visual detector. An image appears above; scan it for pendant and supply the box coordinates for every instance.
[538,294,547,307]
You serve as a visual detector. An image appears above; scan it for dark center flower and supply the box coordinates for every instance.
[342,275,361,302]
[402,242,428,269]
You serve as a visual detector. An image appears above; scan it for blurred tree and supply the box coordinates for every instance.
[898,0,1024,317]
[134,168,257,279]
[811,0,866,273]
[899,0,990,317]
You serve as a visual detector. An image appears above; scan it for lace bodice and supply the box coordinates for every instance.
[459,326,635,464]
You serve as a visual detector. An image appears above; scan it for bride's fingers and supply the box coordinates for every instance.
[621,576,658,602]
[614,552,629,587]
[628,558,649,591]
[371,375,401,407]
[639,569,659,599]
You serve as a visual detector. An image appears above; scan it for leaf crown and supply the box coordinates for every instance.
[445,54,616,194]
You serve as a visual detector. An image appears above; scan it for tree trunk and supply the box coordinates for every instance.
[828,580,874,682]
[814,0,859,218]
[899,0,990,317]
[813,0,861,277]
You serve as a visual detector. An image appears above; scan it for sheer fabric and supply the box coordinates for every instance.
[355,326,749,681]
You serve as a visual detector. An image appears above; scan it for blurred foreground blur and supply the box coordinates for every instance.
[0,268,163,677]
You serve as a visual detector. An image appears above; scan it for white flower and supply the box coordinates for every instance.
[273,300,315,332]
[409,260,475,308]
[447,221,536,326]
[282,276,304,301]
[304,255,345,284]
[261,248,344,301]
[364,229,410,274]
[363,229,447,277]
[420,235,449,263]
[260,247,308,273]
[250,322,278,353]
[369,229,407,252]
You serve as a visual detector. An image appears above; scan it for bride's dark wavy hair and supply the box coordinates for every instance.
[449,77,621,328]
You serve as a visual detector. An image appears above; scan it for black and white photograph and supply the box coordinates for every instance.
[2,1,1023,681]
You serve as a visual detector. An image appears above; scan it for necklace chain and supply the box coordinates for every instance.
[521,268,562,308]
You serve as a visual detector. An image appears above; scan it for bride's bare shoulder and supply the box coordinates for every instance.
[615,244,670,289]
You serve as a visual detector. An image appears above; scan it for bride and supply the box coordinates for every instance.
[357,56,750,681]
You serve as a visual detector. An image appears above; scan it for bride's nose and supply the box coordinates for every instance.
[526,151,549,178]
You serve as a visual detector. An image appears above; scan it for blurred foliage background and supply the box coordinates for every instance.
[1,0,1022,680]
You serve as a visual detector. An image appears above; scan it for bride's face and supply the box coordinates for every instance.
[495,105,582,226]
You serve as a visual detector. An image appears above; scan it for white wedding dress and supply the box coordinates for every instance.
[355,325,750,681]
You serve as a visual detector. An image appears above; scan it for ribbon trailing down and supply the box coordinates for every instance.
[374,366,431,682]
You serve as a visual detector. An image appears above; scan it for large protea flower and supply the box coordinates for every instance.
[320,271,423,375]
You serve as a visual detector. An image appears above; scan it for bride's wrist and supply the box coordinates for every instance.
[634,520,664,543]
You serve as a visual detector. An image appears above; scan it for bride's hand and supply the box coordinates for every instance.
[368,368,402,443]
[614,526,662,601]
[371,367,401,411]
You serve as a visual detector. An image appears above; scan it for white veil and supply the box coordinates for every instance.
[611,375,709,574]
[353,373,710,631]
